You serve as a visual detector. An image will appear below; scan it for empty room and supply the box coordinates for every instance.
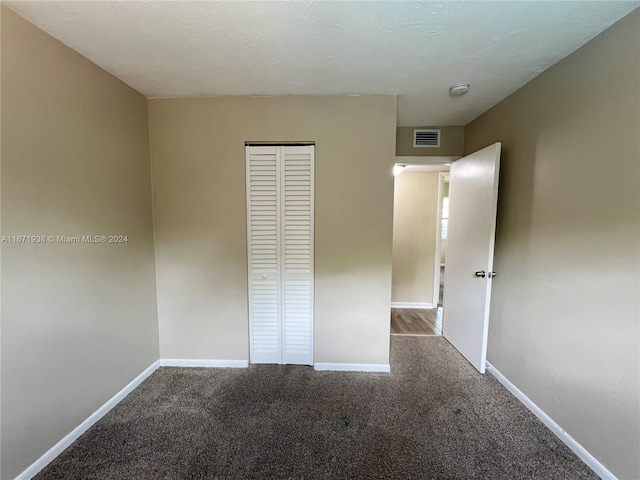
[1,2,638,479]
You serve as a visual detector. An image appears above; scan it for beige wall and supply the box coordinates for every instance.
[392,172,439,305]
[1,7,159,478]
[396,126,464,157]
[148,95,397,365]
[465,9,639,479]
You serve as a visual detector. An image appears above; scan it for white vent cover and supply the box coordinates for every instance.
[413,129,441,148]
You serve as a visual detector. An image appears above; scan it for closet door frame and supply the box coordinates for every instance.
[246,144,315,365]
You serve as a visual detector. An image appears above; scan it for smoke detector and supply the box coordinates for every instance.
[449,83,470,96]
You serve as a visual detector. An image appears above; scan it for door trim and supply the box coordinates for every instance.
[245,141,315,146]
[246,144,315,366]
[433,171,448,308]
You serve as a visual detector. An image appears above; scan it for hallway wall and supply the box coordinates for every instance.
[392,171,440,305]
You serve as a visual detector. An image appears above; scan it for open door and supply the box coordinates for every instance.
[442,143,501,373]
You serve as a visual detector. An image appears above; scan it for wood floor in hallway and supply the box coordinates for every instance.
[390,308,442,336]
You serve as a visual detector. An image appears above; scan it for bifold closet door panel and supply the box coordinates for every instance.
[246,146,281,364]
[282,146,314,366]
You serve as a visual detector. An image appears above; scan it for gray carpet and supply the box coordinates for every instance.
[35,337,597,479]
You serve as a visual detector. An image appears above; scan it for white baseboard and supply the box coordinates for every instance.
[160,358,249,368]
[16,360,161,480]
[486,362,617,480]
[314,363,390,373]
[16,357,250,479]
[391,302,433,309]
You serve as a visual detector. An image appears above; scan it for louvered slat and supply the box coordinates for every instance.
[248,150,278,273]
[284,280,312,356]
[283,148,312,274]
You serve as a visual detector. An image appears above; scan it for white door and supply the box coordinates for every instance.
[281,146,314,365]
[442,143,501,373]
[246,145,314,365]
[247,146,281,364]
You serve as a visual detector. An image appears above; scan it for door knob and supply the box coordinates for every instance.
[488,272,497,278]
[262,274,267,279]
[474,270,486,278]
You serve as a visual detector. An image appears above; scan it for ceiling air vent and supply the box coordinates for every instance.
[413,129,440,148]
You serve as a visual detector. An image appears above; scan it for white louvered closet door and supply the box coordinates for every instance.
[281,146,314,365]
[246,146,281,364]
[246,145,314,365]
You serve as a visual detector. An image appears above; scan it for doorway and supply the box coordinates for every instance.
[390,161,452,337]
[391,144,502,373]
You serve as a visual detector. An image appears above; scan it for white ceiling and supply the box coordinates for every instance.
[6,1,638,126]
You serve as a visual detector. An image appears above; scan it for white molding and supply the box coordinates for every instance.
[390,302,433,309]
[395,155,460,164]
[486,362,617,480]
[402,164,451,173]
[434,172,448,308]
[314,363,390,373]
[160,358,249,368]
[16,360,161,480]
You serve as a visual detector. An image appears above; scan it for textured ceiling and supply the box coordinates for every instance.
[6,1,639,126]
